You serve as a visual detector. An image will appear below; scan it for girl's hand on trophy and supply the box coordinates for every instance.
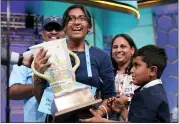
[34,48,51,73]
[79,109,107,123]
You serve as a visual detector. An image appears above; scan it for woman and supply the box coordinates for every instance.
[34,5,116,122]
[109,34,138,121]
[111,34,137,97]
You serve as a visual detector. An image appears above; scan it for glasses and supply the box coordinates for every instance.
[67,15,87,23]
[44,24,62,32]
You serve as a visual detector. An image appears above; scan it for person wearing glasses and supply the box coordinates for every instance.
[8,16,65,122]
[34,5,116,122]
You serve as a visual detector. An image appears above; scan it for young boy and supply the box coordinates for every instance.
[80,45,170,123]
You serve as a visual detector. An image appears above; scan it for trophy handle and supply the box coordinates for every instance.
[31,57,55,83]
[69,50,80,72]
[31,50,80,83]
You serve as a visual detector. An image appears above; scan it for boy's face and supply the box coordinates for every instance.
[130,56,151,86]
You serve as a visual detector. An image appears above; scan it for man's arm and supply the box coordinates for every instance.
[9,65,35,100]
[8,48,48,101]
[33,75,47,103]
[9,84,34,100]
[1,47,33,68]
[9,65,46,101]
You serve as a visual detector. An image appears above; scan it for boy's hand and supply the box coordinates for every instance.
[107,96,129,113]
[107,96,116,107]
[118,96,129,103]
[79,109,107,123]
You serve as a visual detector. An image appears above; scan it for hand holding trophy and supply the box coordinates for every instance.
[30,38,102,121]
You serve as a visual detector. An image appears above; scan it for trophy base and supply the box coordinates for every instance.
[53,87,102,122]
[53,99,102,122]
[54,87,96,112]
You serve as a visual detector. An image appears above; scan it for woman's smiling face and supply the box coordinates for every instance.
[112,36,135,65]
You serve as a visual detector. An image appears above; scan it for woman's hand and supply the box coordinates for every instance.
[79,109,107,123]
[34,48,51,73]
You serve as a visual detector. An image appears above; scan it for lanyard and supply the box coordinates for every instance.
[67,40,92,78]
[74,42,95,95]
[84,42,92,78]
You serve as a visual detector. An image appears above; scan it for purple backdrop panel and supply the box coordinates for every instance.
[152,3,178,112]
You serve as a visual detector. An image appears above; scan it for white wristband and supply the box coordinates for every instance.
[11,52,19,64]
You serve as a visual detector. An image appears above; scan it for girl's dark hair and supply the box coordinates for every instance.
[62,5,92,29]
[110,34,137,74]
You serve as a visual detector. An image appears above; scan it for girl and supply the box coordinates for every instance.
[34,5,116,122]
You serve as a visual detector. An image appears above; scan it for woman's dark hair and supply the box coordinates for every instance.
[62,5,92,29]
[110,34,137,74]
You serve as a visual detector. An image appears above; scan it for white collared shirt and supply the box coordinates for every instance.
[140,79,162,91]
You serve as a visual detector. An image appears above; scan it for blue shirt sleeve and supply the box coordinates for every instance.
[9,65,47,122]
[9,65,29,87]
[98,54,116,99]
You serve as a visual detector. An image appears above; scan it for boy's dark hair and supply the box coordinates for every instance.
[110,34,137,74]
[134,45,168,78]
[62,4,92,29]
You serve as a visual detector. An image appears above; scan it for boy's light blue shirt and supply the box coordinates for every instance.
[9,65,47,122]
